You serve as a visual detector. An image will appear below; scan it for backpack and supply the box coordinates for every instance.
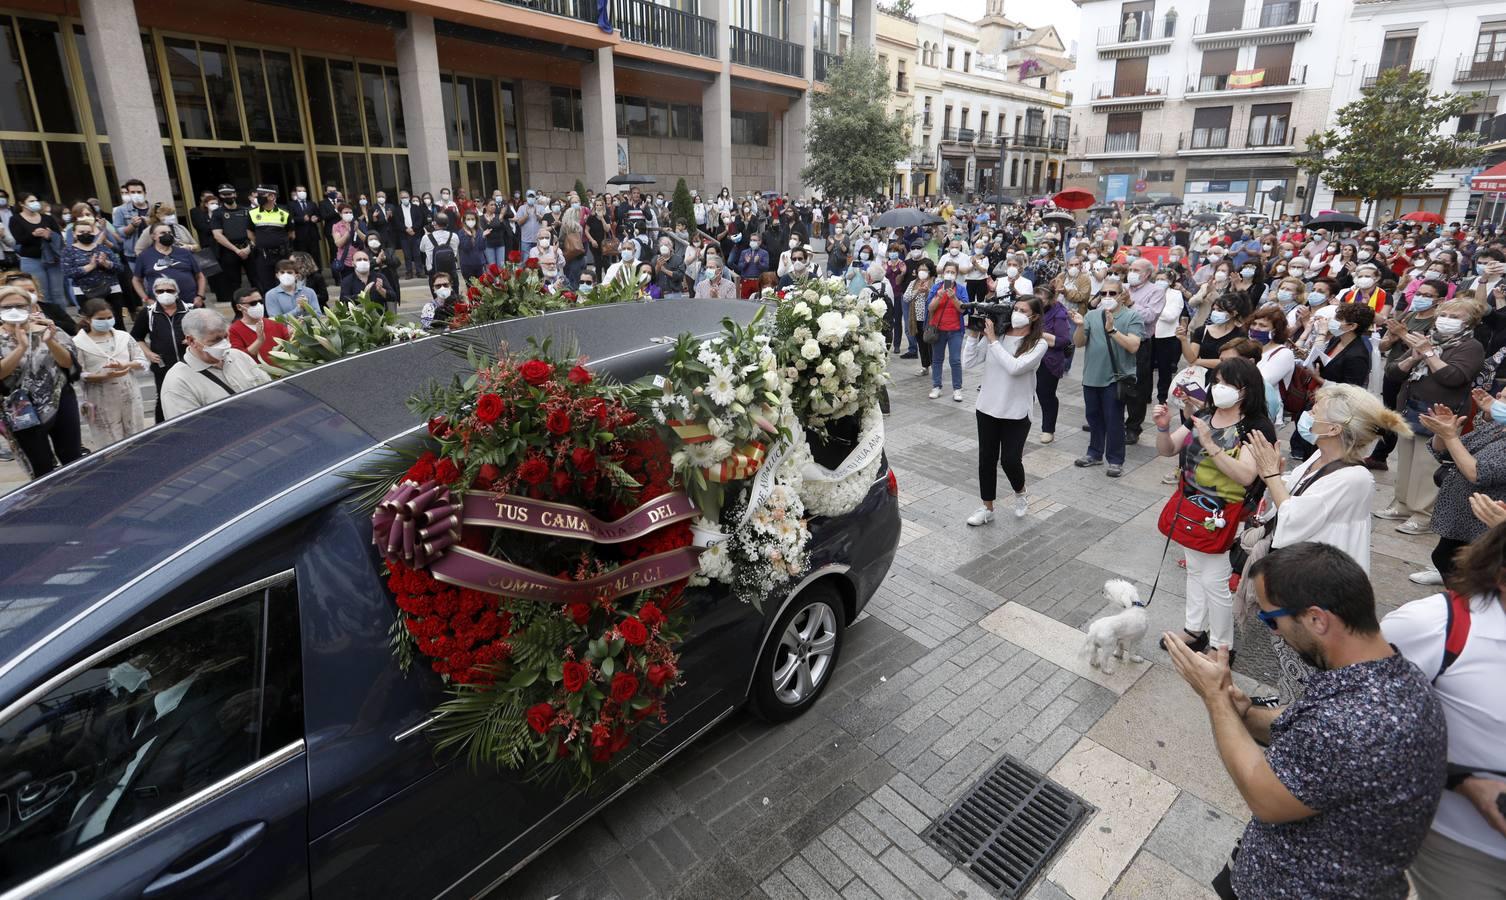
[429,234,457,275]
[1279,362,1320,418]
[1435,590,1473,682]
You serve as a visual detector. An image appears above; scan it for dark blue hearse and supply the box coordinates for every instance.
[0,299,899,899]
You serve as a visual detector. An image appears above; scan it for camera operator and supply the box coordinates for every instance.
[962,296,1047,525]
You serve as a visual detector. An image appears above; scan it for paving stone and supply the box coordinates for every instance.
[1143,791,1246,886]
[878,845,955,900]
[780,855,841,900]
[760,870,804,900]
[800,837,856,891]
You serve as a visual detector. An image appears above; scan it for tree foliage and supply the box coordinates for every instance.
[671,177,695,229]
[574,178,590,203]
[884,0,913,16]
[803,48,910,200]
[1298,69,1482,219]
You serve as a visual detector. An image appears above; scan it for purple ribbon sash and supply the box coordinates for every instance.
[462,492,697,543]
[430,546,701,605]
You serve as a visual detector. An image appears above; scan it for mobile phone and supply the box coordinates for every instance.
[1182,383,1209,404]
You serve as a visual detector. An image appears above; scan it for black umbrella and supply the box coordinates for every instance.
[1153,196,1183,207]
[1042,211,1076,227]
[872,207,944,228]
[1193,212,1220,224]
[1127,195,1155,207]
[1088,204,1117,214]
[607,173,657,185]
[1305,212,1365,229]
[983,194,1018,205]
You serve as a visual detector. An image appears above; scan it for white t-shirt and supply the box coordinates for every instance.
[1382,593,1506,860]
[1265,454,1376,570]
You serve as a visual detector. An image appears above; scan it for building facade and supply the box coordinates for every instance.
[875,8,919,198]
[911,1,1073,200]
[1065,0,1342,211]
[0,0,876,210]
[1309,0,1506,222]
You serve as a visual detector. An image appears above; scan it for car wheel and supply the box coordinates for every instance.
[751,584,844,722]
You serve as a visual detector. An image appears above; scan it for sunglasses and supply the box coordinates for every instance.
[1100,291,1120,297]
[1256,605,1326,630]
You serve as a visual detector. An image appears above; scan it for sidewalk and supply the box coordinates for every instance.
[504,349,1434,899]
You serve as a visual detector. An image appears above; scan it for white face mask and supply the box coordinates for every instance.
[278,273,297,288]
[201,339,231,361]
[1355,276,1375,289]
[1006,266,1019,278]
[1213,271,1229,282]
[129,192,145,205]
[1433,316,1465,335]
[942,273,956,282]
[355,260,370,274]
[1327,317,1345,336]
[155,291,178,305]
[159,214,176,225]
[0,307,29,324]
[244,303,265,320]
[1010,311,1030,329]
[538,238,551,248]
[367,238,382,250]
[1210,383,1241,409]
[1126,272,1142,286]
[341,213,354,223]
[1068,266,1080,277]
[435,287,452,300]
[296,191,308,201]
[1100,297,1118,312]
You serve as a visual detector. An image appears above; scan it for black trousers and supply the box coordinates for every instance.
[1036,368,1062,434]
[253,245,288,296]
[150,364,169,423]
[13,385,83,478]
[1433,535,1468,577]
[1125,336,1182,432]
[918,334,932,369]
[1370,375,1404,463]
[977,410,1030,502]
[216,246,249,302]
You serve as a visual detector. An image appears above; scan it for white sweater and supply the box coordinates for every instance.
[963,332,1046,421]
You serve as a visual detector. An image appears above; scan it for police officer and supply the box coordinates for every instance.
[249,184,293,294]
[209,183,252,302]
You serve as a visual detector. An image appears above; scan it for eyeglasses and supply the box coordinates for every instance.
[1256,605,1326,630]
[1100,291,1120,297]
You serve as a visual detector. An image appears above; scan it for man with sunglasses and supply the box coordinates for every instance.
[1069,275,1143,477]
[1165,541,1446,900]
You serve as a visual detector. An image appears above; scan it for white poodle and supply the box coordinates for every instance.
[1082,579,1148,674]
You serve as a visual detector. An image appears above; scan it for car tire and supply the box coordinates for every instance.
[751,584,844,722]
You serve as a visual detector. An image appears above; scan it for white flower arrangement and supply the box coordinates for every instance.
[699,447,812,607]
[769,277,890,433]
[795,403,885,517]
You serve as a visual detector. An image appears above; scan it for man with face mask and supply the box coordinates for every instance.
[129,276,189,423]
[159,308,270,419]
[420,213,461,281]
[734,233,769,297]
[288,185,322,267]
[652,234,687,296]
[1166,542,1445,900]
[694,249,737,298]
[132,224,206,309]
[248,185,292,295]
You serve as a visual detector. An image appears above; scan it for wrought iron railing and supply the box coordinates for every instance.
[1188,66,1303,93]
[1091,75,1170,100]
[1096,15,1177,45]
[1083,133,1162,154]
[1455,55,1506,84]
[1193,1,1315,36]
[611,0,717,57]
[1179,126,1296,151]
[1361,59,1434,88]
[494,0,598,24]
[814,49,842,82]
[730,27,804,77]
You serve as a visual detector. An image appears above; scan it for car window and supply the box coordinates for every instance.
[0,573,302,893]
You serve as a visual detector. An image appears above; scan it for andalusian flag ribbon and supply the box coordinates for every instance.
[1227,69,1266,88]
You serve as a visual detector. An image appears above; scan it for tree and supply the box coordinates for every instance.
[1298,68,1482,223]
[671,177,695,229]
[884,0,913,16]
[574,178,590,203]
[803,48,910,200]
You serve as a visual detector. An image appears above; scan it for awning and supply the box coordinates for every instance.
[1473,160,1506,193]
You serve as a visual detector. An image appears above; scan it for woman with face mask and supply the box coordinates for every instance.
[0,284,81,476]
[904,261,937,376]
[1370,299,1485,538]
[74,297,147,444]
[925,261,969,402]
[1179,292,1247,371]
[129,201,197,256]
[228,287,291,363]
[962,297,1048,524]
[63,210,125,320]
[330,204,361,279]
[1286,302,1376,463]
[420,272,459,331]
[1152,357,1275,655]
[1367,279,1447,471]
[1337,263,1390,315]
[456,212,487,283]
[9,193,69,310]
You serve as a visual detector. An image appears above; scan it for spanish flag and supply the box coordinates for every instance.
[1227,69,1266,88]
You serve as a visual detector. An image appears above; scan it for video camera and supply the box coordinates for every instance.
[961,302,1011,333]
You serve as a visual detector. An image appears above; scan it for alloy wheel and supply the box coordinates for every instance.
[770,602,837,705]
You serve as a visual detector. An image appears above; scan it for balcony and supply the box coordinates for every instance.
[611,0,717,57]
[1361,59,1434,89]
[1455,55,1506,84]
[730,27,804,77]
[814,49,842,82]
[1082,133,1162,157]
[1186,66,1305,98]
[912,148,936,168]
[941,126,977,145]
[1096,15,1177,58]
[495,0,598,24]
[1090,75,1170,108]
[1177,125,1298,154]
[1192,1,1317,46]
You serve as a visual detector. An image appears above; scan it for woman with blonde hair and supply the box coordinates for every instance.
[131,200,197,254]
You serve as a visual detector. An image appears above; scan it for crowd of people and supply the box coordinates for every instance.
[1,172,1504,897]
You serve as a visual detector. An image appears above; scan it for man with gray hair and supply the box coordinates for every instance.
[1123,256,1173,443]
[159,307,269,419]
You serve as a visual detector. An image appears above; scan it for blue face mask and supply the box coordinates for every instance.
[1309,294,1328,306]
[1296,410,1318,444]
[1276,289,1294,304]
[1410,296,1434,312]
[1492,400,1506,425]
[1209,310,1230,326]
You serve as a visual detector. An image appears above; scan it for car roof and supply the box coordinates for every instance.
[0,299,757,697]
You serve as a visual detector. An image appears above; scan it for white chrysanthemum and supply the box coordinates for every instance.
[708,370,736,406]
[800,340,821,360]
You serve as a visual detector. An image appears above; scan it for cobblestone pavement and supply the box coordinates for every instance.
[508,344,1436,900]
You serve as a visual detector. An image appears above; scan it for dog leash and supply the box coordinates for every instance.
[1139,526,1174,608]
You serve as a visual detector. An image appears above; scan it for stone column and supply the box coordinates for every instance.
[394,13,450,195]
[702,0,733,193]
[851,0,876,50]
[782,0,815,197]
[79,0,170,201]
[580,47,620,191]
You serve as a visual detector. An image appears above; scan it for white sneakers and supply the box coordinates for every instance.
[1408,569,1444,585]
[1374,505,1408,520]
[916,366,929,377]
[967,506,995,526]
[953,390,963,402]
[1040,433,1054,444]
[1396,519,1431,536]
[1013,494,1029,518]
[928,387,942,399]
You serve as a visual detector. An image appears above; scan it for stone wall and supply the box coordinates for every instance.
[519,80,585,195]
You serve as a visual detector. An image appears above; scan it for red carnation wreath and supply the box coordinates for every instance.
[376,341,697,788]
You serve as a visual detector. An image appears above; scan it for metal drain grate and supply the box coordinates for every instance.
[922,755,1091,899]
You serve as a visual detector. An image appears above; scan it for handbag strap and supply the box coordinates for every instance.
[1100,310,1128,379]
[198,369,236,397]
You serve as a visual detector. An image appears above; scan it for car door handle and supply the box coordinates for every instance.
[141,821,267,898]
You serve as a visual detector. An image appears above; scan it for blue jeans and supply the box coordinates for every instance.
[1083,384,1126,465]
[484,245,505,268]
[21,257,68,309]
[931,329,963,390]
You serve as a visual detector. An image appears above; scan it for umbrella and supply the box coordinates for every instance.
[607,173,657,185]
[1088,204,1117,214]
[1052,188,1095,210]
[1153,196,1183,207]
[1401,211,1444,225]
[1029,197,1051,207]
[983,194,1018,205]
[1193,212,1220,224]
[1042,211,1076,227]
[871,207,944,228]
[1306,212,1365,229]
